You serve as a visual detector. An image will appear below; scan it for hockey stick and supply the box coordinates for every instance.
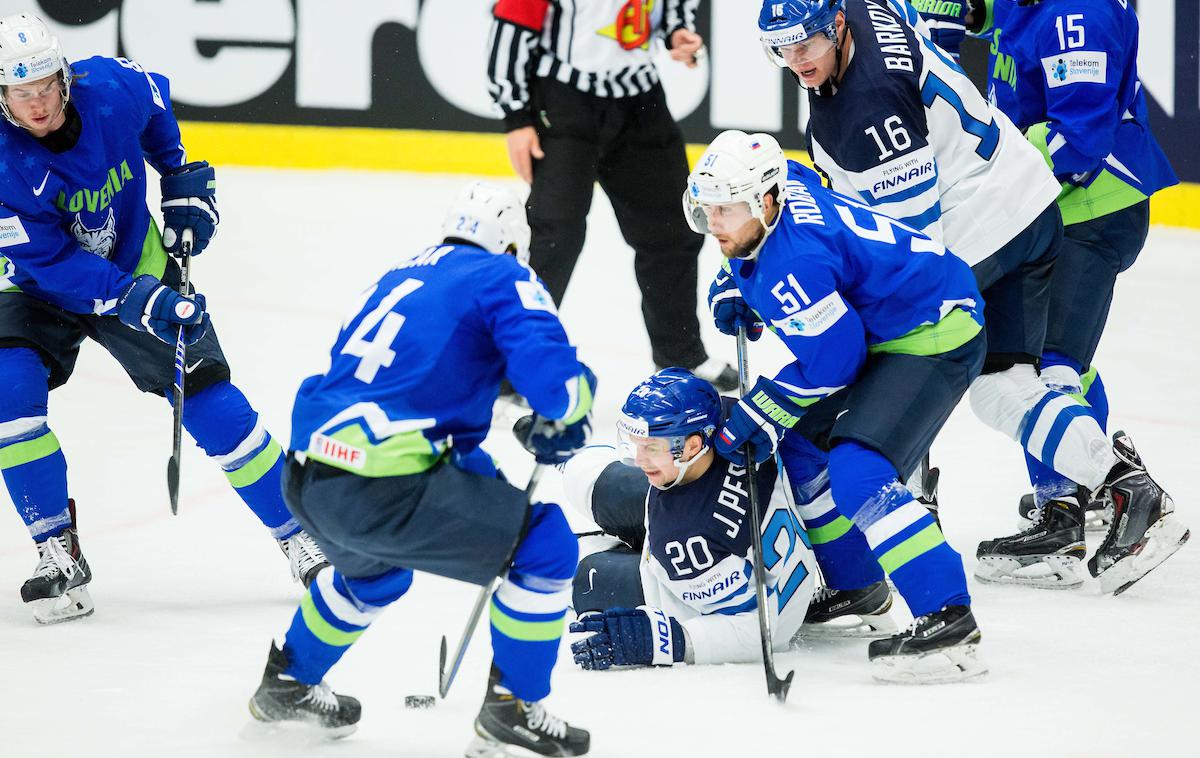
[438,461,546,699]
[166,228,194,516]
[737,326,795,703]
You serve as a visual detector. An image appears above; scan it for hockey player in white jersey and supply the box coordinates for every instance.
[757,0,1183,594]
[561,369,889,669]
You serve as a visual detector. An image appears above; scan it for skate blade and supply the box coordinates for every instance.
[245,699,356,741]
[974,555,1086,590]
[30,585,94,625]
[798,612,898,640]
[870,643,988,685]
[1099,516,1190,596]
[465,735,548,758]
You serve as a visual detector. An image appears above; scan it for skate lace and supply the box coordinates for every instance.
[522,702,567,740]
[34,534,77,580]
[284,533,328,579]
[298,682,339,712]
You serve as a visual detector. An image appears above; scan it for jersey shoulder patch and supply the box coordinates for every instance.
[515,277,557,314]
[772,291,848,337]
[0,216,30,249]
[1041,51,1107,89]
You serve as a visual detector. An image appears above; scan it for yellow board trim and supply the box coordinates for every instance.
[178,121,1200,230]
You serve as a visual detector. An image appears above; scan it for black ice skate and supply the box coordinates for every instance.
[278,530,330,587]
[1088,432,1190,595]
[798,581,897,638]
[21,503,93,625]
[678,358,739,393]
[976,494,1087,589]
[1017,490,1111,533]
[248,643,360,737]
[467,665,589,758]
[868,605,987,684]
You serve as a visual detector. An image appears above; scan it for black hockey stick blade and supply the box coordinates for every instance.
[166,455,180,515]
[770,669,795,703]
[437,635,450,698]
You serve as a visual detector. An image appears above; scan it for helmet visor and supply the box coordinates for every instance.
[682,192,754,236]
[777,34,837,69]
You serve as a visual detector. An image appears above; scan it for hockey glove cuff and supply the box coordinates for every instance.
[569,607,686,670]
[708,269,763,341]
[716,377,805,466]
[117,275,209,345]
[917,2,969,59]
[161,161,219,255]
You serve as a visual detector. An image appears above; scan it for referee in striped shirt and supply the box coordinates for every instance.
[487,0,737,391]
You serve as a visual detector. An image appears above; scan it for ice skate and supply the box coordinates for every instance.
[976,494,1087,589]
[1088,432,1190,595]
[248,643,359,737]
[21,512,93,625]
[466,665,589,757]
[868,605,987,684]
[798,581,896,639]
[278,530,329,587]
[1017,491,1111,533]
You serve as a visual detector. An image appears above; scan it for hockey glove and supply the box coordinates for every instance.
[708,269,763,341]
[117,275,209,345]
[917,2,969,59]
[569,607,685,670]
[160,161,218,255]
[514,413,591,466]
[716,377,805,466]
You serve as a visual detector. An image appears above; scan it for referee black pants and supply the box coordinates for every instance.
[526,77,708,369]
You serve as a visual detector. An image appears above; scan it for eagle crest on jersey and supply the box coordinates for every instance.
[70,208,116,260]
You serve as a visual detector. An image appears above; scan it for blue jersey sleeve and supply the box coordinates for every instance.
[1029,9,1124,180]
[105,57,187,174]
[477,258,593,423]
[0,194,133,314]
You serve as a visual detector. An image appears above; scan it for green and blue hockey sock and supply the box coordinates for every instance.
[830,442,969,617]
[181,381,298,539]
[490,503,576,702]
[281,566,411,684]
[0,348,70,541]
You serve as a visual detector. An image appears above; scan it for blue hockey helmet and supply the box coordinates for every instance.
[759,0,845,69]
[617,368,721,487]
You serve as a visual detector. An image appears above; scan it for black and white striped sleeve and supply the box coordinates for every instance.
[663,0,700,41]
[487,0,547,132]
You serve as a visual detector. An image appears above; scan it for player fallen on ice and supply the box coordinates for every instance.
[559,367,899,672]
[917,0,1189,593]
[0,13,327,625]
[248,183,593,757]
[759,0,1187,594]
[693,130,990,683]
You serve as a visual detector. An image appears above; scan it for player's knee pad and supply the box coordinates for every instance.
[969,364,1049,440]
[0,348,50,428]
[339,567,414,608]
[511,502,578,584]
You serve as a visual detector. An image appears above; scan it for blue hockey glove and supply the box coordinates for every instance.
[708,269,763,341]
[917,1,970,59]
[569,607,685,670]
[715,377,805,466]
[117,275,209,345]
[160,161,218,255]
[514,413,591,466]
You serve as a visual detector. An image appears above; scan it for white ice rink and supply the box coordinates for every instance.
[1,168,1196,758]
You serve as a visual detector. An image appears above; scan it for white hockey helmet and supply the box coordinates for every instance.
[0,14,72,129]
[441,181,531,264]
[683,130,787,257]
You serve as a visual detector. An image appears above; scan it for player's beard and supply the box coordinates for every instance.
[720,223,767,260]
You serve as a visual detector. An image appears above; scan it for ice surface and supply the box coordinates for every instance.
[1,169,1196,757]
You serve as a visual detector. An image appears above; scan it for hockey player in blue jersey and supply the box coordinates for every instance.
[247,182,594,756]
[0,14,327,624]
[559,369,878,670]
[690,130,990,683]
[950,1,1186,592]
[758,0,1185,595]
